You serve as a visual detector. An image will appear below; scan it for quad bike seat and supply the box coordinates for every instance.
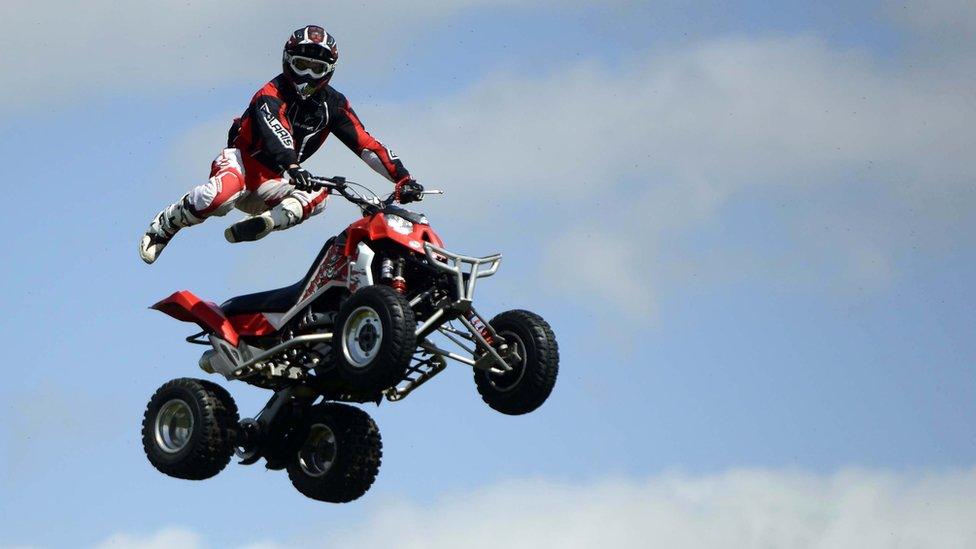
[220,280,306,316]
[220,234,343,317]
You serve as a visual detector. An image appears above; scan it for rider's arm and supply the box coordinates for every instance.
[250,94,299,173]
[331,97,411,183]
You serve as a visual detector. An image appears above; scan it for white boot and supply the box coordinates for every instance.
[224,197,303,243]
[139,195,202,264]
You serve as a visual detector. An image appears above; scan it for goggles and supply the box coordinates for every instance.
[286,53,334,79]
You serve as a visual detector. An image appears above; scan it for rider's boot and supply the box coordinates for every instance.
[139,195,203,264]
[224,197,304,243]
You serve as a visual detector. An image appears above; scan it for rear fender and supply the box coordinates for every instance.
[152,290,240,346]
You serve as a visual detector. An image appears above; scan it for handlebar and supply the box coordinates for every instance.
[307,175,441,214]
[308,175,389,212]
[307,175,349,191]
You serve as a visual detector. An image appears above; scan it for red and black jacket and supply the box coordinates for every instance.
[229,74,410,182]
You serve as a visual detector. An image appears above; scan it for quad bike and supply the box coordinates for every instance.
[141,176,559,503]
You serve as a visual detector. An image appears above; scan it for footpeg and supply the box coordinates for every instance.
[385,353,447,402]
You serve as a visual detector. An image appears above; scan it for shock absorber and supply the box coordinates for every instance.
[380,258,394,282]
[391,258,407,294]
[466,310,495,345]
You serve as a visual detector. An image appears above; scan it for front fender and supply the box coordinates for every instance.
[345,213,444,256]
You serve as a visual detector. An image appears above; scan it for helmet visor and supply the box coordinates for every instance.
[287,54,333,79]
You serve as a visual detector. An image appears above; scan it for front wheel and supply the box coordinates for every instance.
[141,378,239,480]
[286,403,382,503]
[335,285,416,393]
[474,310,559,415]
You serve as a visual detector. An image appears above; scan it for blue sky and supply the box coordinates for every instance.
[1,1,975,547]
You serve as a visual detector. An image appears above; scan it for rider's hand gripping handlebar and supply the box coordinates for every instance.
[307,175,442,215]
[395,178,424,204]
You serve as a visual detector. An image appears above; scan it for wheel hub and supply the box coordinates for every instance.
[298,423,338,477]
[154,399,194,454]
[235,418,262,464]
[342,306,384,368]
[488,331,528,392]
[358,322,378,352]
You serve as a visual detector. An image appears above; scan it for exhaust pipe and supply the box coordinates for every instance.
[199,350,217,374]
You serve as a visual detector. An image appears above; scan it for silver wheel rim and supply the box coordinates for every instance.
[489,331,528,392]
[298,423,337,477]
[154,399,194,454]
[342,306,384,368]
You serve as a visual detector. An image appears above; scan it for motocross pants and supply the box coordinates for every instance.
[179,148,329,229]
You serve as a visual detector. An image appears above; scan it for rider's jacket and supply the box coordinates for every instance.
[229,74,410,182]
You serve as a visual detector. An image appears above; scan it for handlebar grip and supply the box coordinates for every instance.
[309,175,347,188]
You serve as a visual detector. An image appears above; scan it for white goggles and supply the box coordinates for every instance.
[286,54,334,78]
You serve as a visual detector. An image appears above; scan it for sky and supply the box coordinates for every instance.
[1,1,974,547]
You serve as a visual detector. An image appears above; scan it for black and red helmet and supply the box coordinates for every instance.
[283,25,339,99]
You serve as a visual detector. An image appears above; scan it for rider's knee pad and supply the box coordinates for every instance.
[210,196,240,217]
[189,173,243,217]
[269,197,304,229]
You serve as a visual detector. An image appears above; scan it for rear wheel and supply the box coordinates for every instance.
[335,285,416,393]
[141,378,239,480]
[286,403,382,503]
[474,310,559,415]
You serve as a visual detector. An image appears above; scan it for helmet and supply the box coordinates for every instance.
[283,25,338,99]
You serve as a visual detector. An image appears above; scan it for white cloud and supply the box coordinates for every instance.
[367,35,973,198]
[543,231,656,315]
[95,528,203,549]
[336,470,976,549]
[93,528,285,549]
[101,469,976,549]
[0,0,611,112]
[0,0,395,109]
[345,35,974,309]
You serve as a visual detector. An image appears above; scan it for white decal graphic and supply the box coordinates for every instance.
[260,103,294,148]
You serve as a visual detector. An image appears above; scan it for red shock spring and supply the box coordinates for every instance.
[391,277,407,294]
[390,258,407,294]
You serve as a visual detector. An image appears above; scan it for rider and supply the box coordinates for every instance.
[140,25,423,264]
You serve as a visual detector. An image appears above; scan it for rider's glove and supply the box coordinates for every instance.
[287,165,314,191]
[395,178,424,204]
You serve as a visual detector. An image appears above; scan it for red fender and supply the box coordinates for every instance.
[344,213,444,257]
[228,313,278,337]
[152,290,240,346]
